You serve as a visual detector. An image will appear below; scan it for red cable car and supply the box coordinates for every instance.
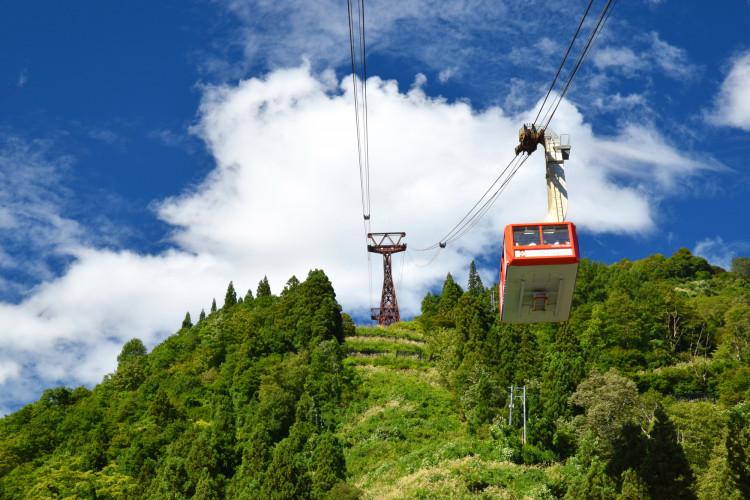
[499,222,579,323]
[499,128,579,323]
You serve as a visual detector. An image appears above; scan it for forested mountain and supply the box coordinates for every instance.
[1,250,750,498]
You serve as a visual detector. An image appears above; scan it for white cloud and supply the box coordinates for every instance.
[17,69,28,88]
[694,236,750,271]
[0,360,20,385]
[221,0,511,72]
[592,92,647,112]
[593,33,697,81]
[0,138,82,290]
[438,66,458,84]
[647,32,697,80]
[503,77,537,113]
[593,47,645,74]
[149,129,184,148]
[87,128,120,144]
[0,66,716,412]
[707,51,750,131]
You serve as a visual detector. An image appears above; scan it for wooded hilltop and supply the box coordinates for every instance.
[1,249,749,498]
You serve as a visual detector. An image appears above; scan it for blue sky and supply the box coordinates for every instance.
[1,0,749,412]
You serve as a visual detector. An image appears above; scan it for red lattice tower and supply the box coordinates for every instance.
[367,232,406,326]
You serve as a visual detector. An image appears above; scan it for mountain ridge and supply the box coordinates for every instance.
[1,249,749,498]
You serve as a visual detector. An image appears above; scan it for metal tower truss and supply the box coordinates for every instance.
[367,232,406,326]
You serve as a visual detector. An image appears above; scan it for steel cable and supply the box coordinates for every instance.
[414,0,616,254]
[539,0,615,129]
[532,0,595,127]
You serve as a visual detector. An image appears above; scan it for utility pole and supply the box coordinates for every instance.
[522,385,527,445]
[367,232,406,326]
[508,385,527,445]
[508,386,514,426]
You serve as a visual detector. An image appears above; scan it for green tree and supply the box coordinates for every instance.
[667,401,727,476]
[570,369,641,457]
[493,324,519,393]
[211,298,217,313]
[305,340,346,426]
[115,338,148,390]
[436,273,463,326]
[731,256,750,277]
[148,455,189,498]
[341,313,356,338]
[609,422,647,483]
[539,325,585,452]
[421,292,439,316]
[283,275,300,295]
[148,389,178,426]
[698,440,742,499]
[224,281,237,308]
[720,304,750,363]
[618,468,650,499]
[199,309,206,322]
[231,425,272,496]
[514,327,540,384]
[275,270,343,347]
[467,260,484,295]
[641,405,695,499]
[727,401,750,497]
[455,294,492,352]
[117,338,147,363]
[310,433,346,497]
[257,276,272,298]
[193,467,221,499]
[440,273,463,308]
[260,437,310,499]
[565,458,617,499]
[458,361,502,432]
[666,248,712,279]
[182,312,193,329]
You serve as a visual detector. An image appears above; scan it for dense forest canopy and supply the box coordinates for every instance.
[1,249,749,498]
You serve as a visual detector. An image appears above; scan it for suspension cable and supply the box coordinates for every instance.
[412,154,524,251]
[532,0,595,127]
[414,0,615,253]
[539,0,616,129]
[444,155,530,245]
[358,0,373,217]
[347,0,368,219]
[348,0,375,307]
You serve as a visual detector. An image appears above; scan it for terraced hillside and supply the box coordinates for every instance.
[339,322,563,499]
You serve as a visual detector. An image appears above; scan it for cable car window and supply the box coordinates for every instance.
[542,225,570,246]
[513,226,541,246]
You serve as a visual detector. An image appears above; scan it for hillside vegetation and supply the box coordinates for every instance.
[1,250,750,499]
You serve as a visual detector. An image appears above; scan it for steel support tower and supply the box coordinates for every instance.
[367,232,406,326]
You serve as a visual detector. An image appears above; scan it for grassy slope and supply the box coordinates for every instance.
[339,322,561,499]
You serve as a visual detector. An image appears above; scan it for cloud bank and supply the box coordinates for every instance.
[707,51,750,131]
[0,65,713,413]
